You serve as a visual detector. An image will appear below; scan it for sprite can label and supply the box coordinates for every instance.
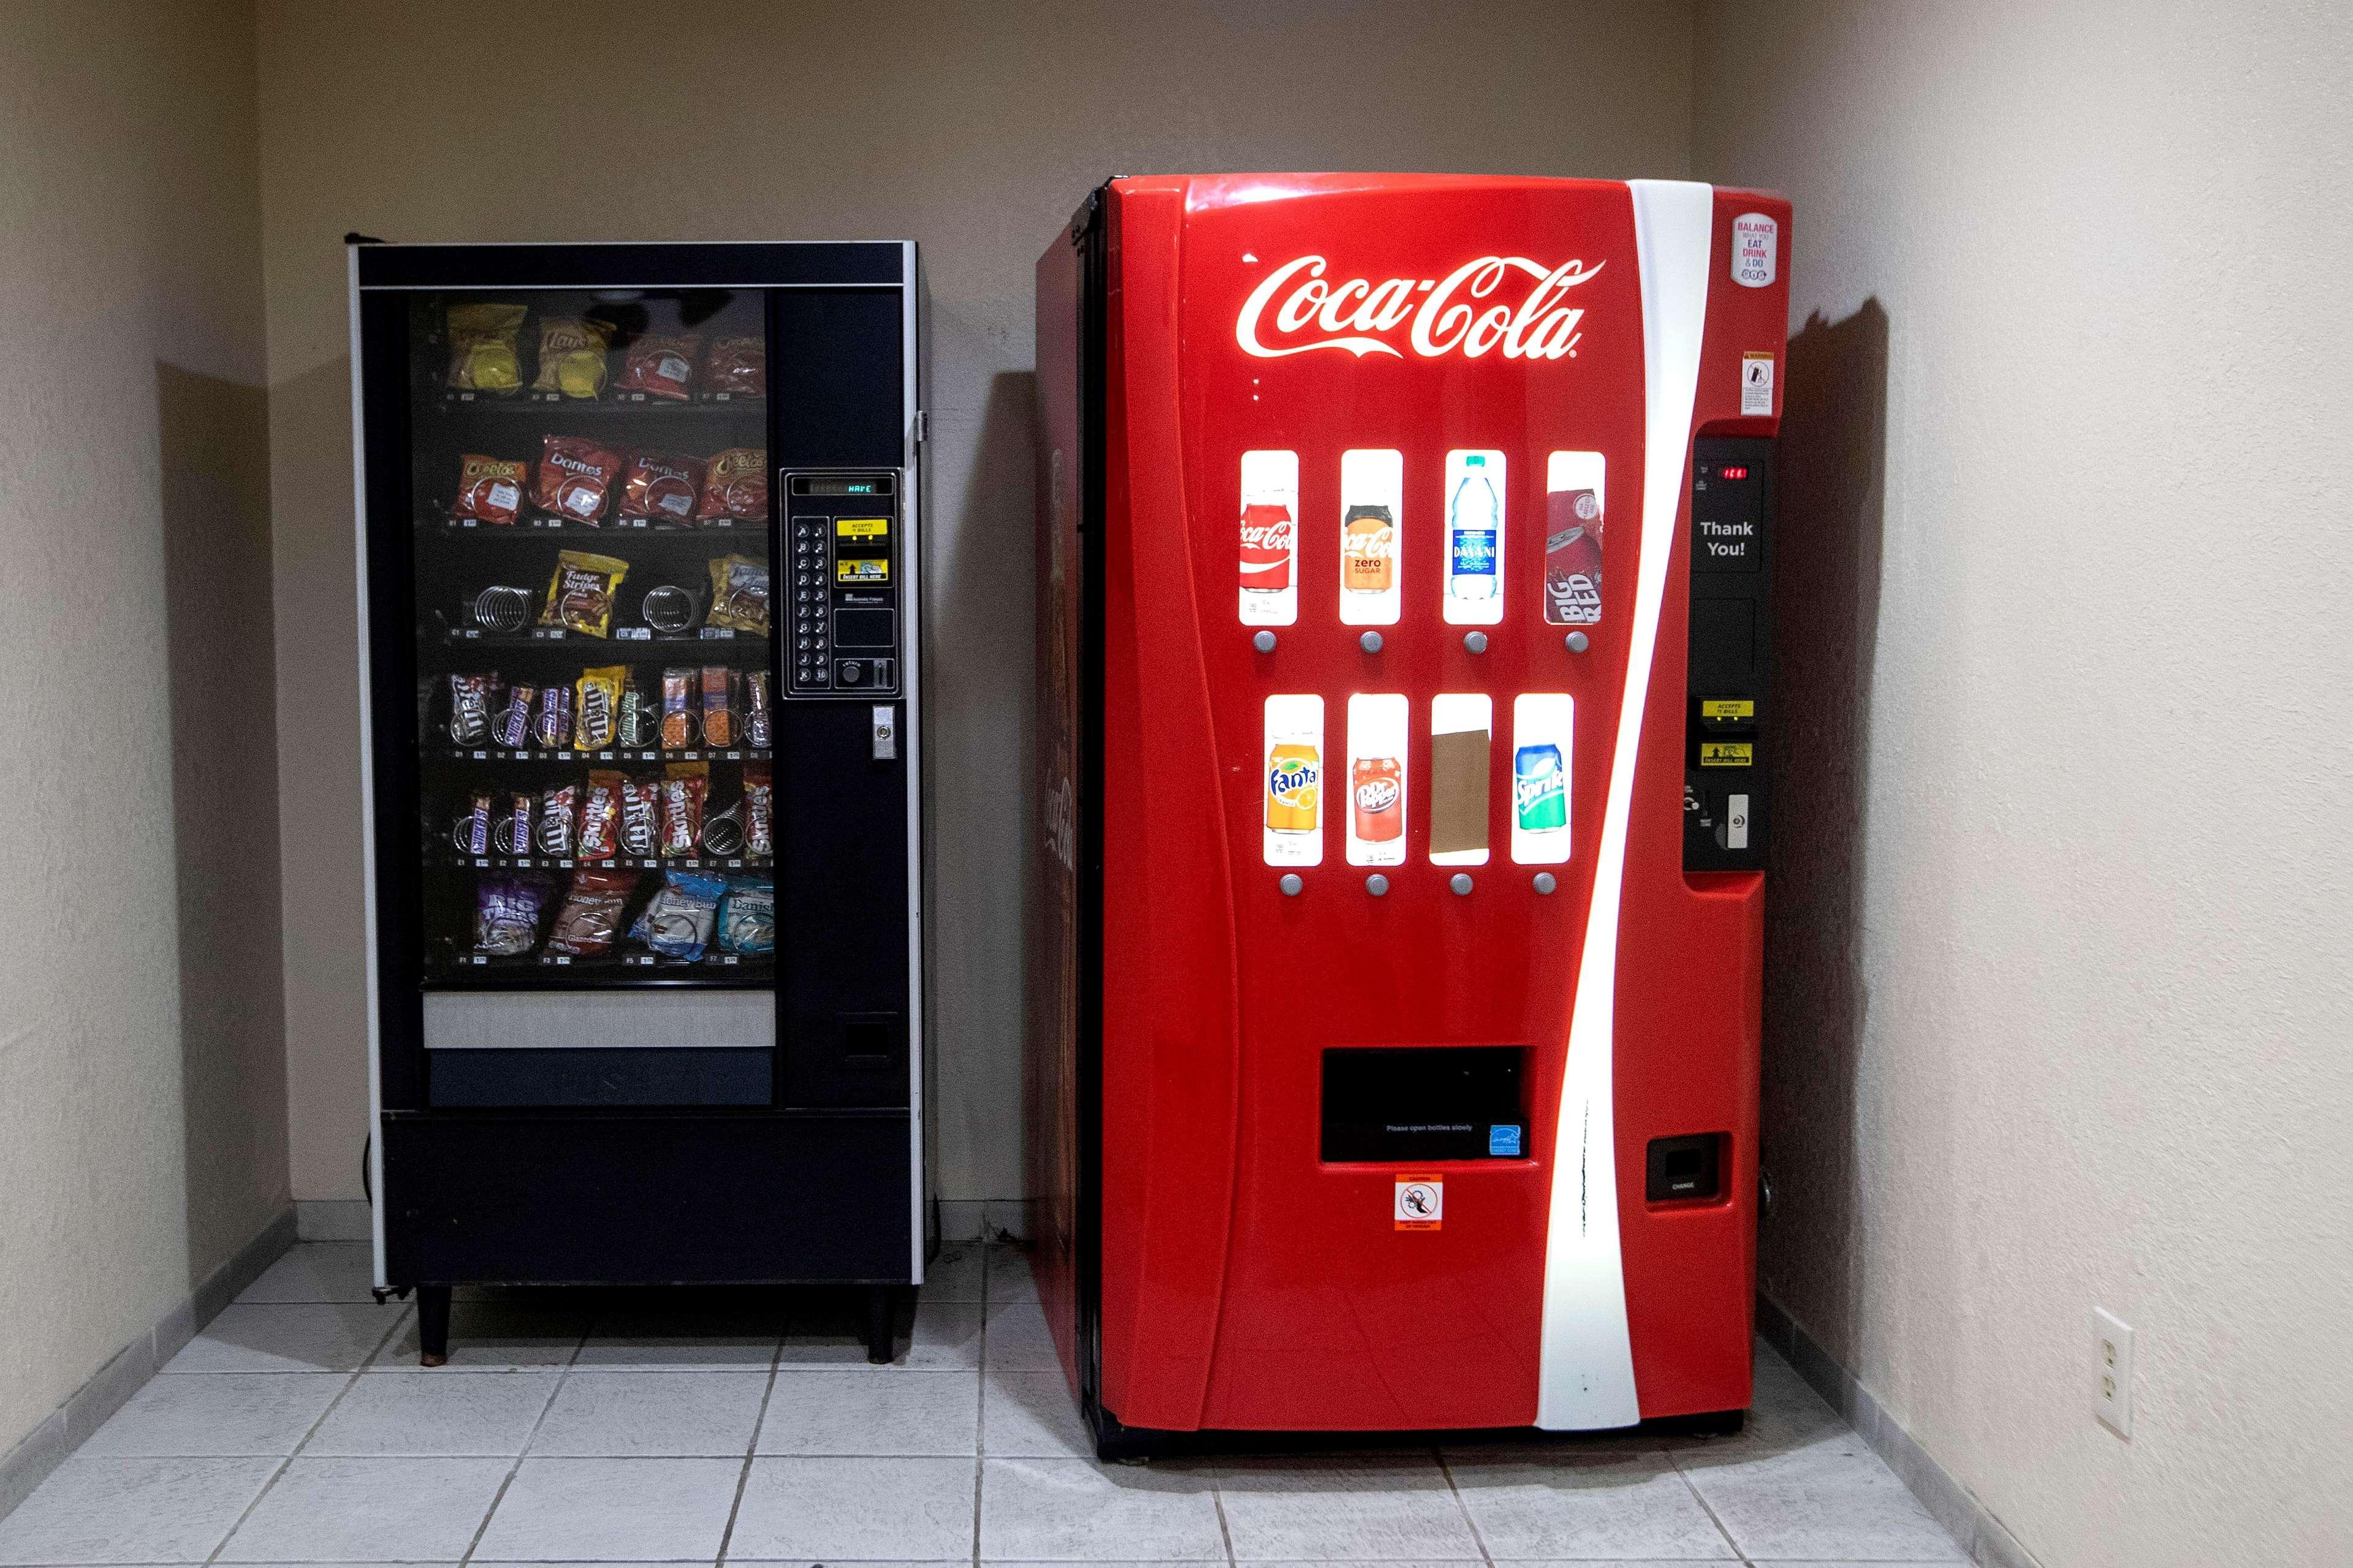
[1513,743,1567,832]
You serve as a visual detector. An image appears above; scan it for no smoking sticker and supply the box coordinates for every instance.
[1394,1173,1443,1231]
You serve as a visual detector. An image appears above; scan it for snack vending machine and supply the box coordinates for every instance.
[352,241,927,1363]
[1032,176,1789,1450]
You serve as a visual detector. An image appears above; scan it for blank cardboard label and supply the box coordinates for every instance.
[1428,728,1490,856]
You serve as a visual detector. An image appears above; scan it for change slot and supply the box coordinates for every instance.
[1337,449,1402,626]
[1510,693,1573,865]
[1345,694,1408,868]
[1541,451,1605,627]
[1441,449,1505,626]
[1239,449,1299,627]
[1428,692,1491,866]
[1262,693,1324,868]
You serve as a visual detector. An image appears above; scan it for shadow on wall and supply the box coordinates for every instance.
[157,363,291,1290]
[1758,302,1888,1353]
[926,366,1040,1189]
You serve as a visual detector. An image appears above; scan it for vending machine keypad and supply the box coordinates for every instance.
[785,472,903,699]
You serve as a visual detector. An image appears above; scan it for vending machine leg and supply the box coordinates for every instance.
[417,1285,452,1368]
[865,1286,896,1365]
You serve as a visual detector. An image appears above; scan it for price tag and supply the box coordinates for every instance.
[473,858,488,868]
[620,627,651,640]
[553,955,571,966]
[559,858,573,868]
[471,750,486,760]
[701,628,736,640]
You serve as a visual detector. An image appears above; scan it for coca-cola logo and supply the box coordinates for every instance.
[1237,254,1602,362]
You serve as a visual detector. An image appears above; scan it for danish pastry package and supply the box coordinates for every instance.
[717,878,775,955]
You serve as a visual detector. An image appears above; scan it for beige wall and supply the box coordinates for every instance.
[256,0,1699,1207]
[1692,3,2353,1565]
[0,1,286,1458]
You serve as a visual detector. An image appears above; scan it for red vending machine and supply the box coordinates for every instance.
[1032,175,1791,1453]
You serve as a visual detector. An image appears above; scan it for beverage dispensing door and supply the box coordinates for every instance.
[783,471,904,699]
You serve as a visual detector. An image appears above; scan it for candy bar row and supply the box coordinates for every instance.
[444,665,772,754]
[444,762,772,864]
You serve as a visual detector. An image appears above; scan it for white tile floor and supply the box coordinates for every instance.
[0,1243,1968,1566]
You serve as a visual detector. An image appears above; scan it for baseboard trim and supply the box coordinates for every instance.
[0,1205,297,1523]
[1757,1293,2044,1568]
[936,1198,1034,1243]
[295,1198,373,1242]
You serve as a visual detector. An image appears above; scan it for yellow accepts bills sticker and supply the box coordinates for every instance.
[835,518,889,537]
[1701,699,1754,719]
[1700,742,1754,767]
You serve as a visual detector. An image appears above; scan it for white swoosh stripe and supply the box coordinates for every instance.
[1534,178,1714,1430]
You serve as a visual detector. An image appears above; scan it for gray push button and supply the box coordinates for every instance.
[1279,873,1303,896]
[1464,631,1488,654]
[1565,631,1589,653]
[1533,872,1557,894]
[1359,631,1383,653]
[1450,873,1473,895]
[1365,873,1389,896]
[1253,630,1277,653]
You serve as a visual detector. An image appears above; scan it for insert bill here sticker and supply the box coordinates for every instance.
[1394,1173,1443,1231]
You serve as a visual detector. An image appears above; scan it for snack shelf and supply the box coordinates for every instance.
[428,517,760,537]
[423,955,774,991]
[435,854,772,871]
[438,630,769,650]
[431,747,773,764]
[434,392,765,417]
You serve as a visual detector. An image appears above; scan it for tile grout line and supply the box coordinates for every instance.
[197,1294,412,1564]
[711,1303,789,1565]
[1432,1442,1499,1568]
[454,1302,590,1565]
[973,1241,989,1567]
[1666,1439,1755,1566]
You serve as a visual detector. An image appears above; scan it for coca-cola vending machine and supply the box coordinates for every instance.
[1031,175,1790,1451]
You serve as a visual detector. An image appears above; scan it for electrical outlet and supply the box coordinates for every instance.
[2094,1307,2134,1437]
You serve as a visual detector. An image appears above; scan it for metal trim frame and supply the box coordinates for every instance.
[347,243,389,1289]
[900,240,927,1284]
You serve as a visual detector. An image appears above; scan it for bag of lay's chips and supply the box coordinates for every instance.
[447,302,526,393]
[531,317,612,400]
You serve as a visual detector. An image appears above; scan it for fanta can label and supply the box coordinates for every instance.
[1266,741,1320,832]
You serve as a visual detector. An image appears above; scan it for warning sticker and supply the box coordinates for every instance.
[837,558,890,583]
[1394,1173,1443,1231]
[1700,741,1754,768]
[1741,352,1775,417]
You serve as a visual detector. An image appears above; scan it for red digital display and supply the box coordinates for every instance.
[1719,465,1748,480]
